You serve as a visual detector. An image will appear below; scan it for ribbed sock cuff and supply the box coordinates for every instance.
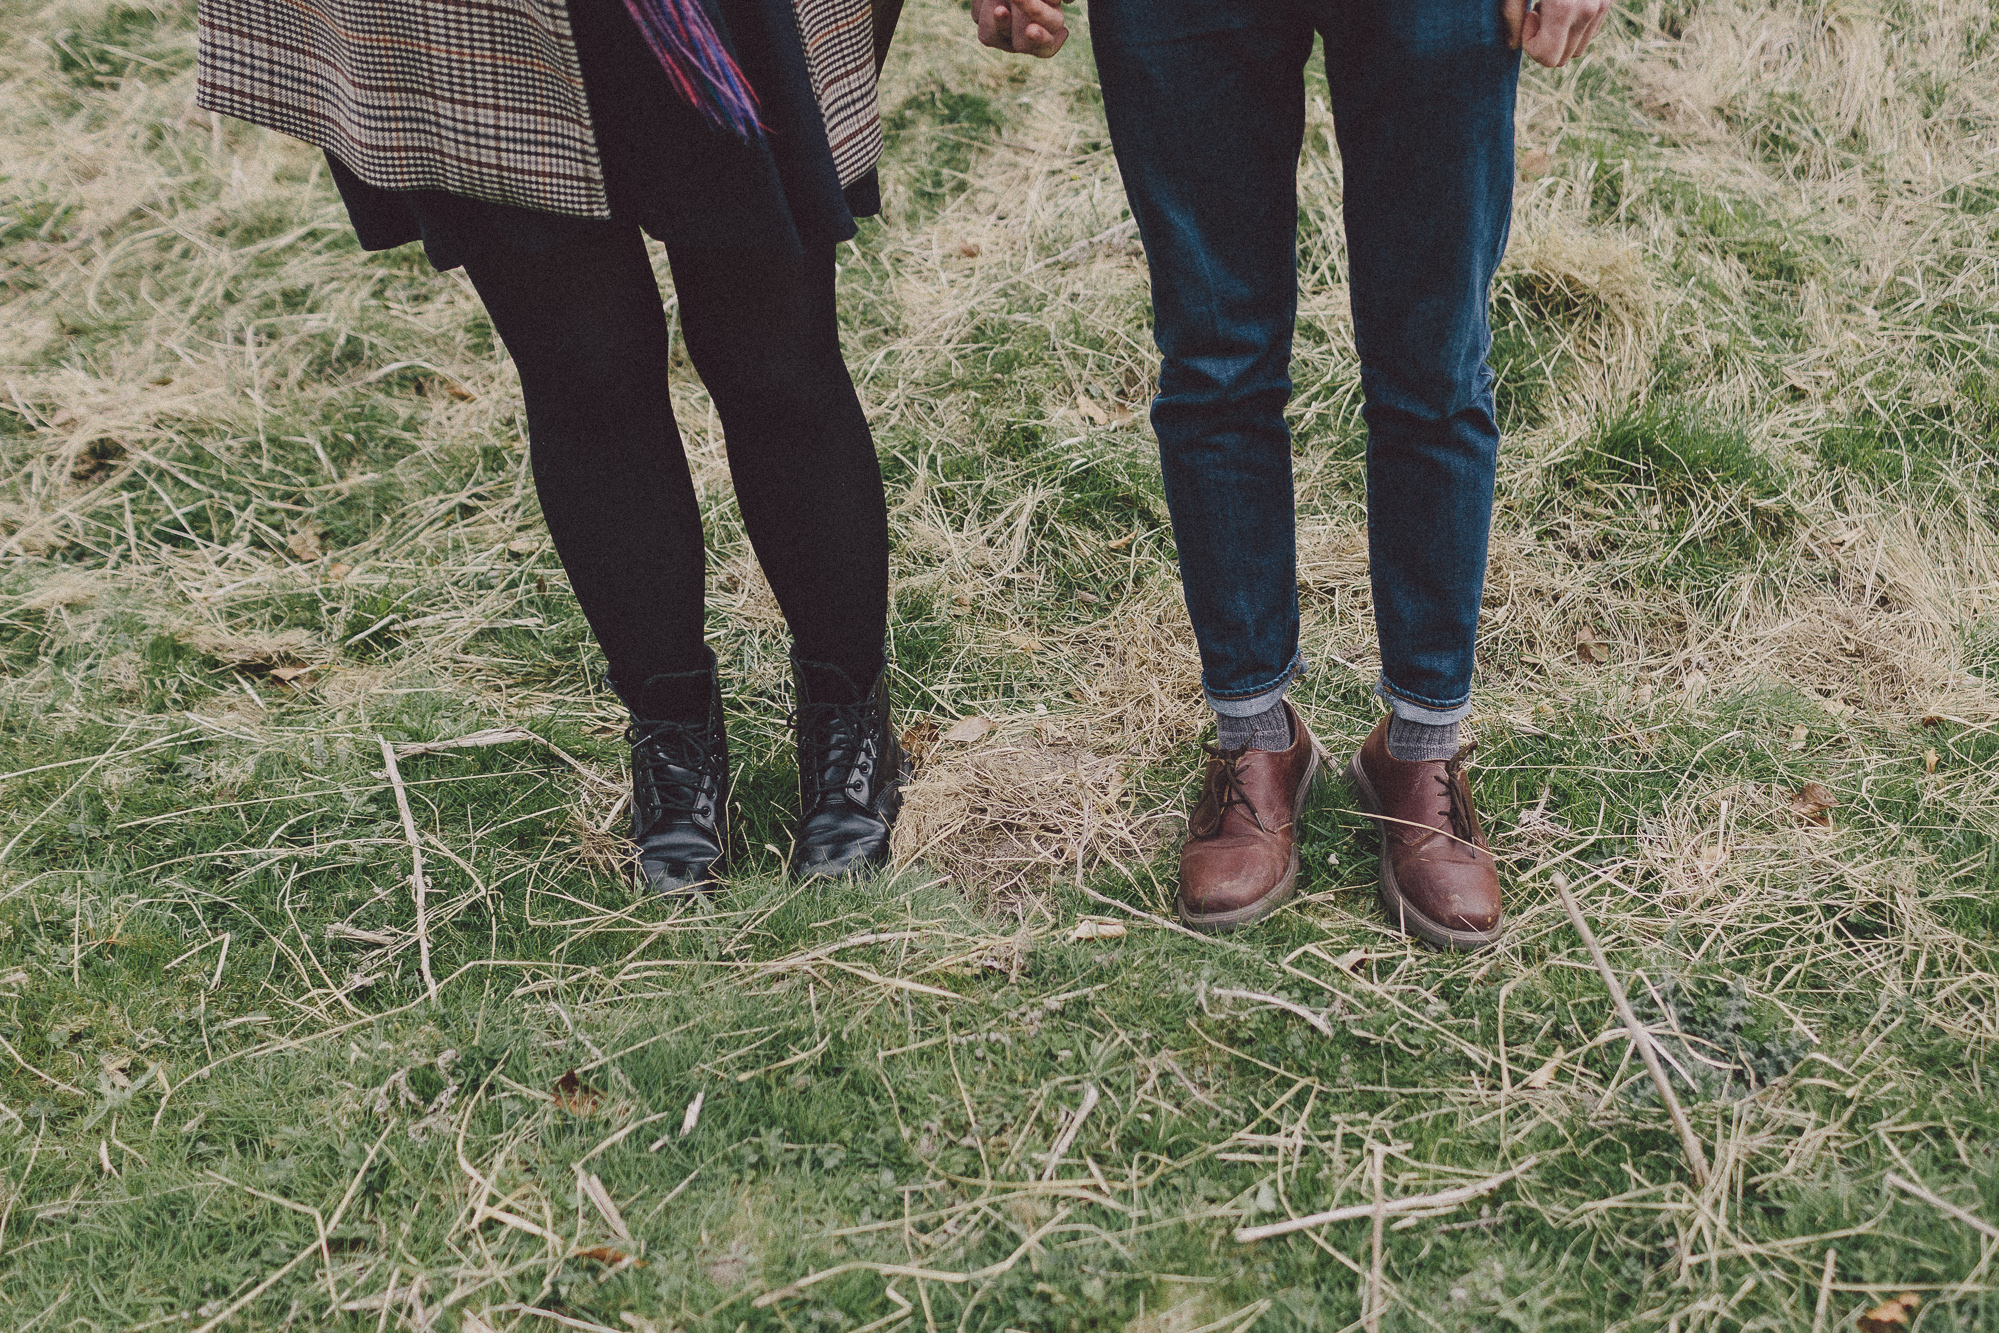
[1386,714,1460,763]
[1216,700,1292,753]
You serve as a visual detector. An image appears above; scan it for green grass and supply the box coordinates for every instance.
[3,0,1999,1330]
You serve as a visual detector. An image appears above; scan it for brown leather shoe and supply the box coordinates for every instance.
[1347,717,1503,951]
[1176,702,1322,934]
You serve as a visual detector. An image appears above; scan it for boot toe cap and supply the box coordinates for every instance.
[640,855,723,895]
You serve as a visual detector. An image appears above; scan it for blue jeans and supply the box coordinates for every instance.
[1090,0,1519,725]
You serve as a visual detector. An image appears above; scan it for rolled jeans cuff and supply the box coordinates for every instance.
[1206,651,1305,719]
[1376,674,1472,726]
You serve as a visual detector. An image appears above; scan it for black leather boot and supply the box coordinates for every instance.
[790,655,907,879]
[620,654,729,895]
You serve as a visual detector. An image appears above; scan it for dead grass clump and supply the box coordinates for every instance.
[179,625,314,669]
[893,736,1166,907]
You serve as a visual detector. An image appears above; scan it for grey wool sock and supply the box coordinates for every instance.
[1386,714,1460,763]
[1217,700,1293,753]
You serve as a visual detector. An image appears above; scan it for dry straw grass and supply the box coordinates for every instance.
[3,0,1999,1328]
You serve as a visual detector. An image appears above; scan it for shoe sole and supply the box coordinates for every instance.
[1176,743,1324,935]
[1346,752,1503,952]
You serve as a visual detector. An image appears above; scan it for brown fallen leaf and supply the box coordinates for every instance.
[957,240,980,258]
[553,1069,600,1116]
[286,527,323,561]
[506,537,540,556]
[1519,146,1552,179]
[1918,714,1945,727]
[444,382,475,401]
[1077,393,1110,426]
[573,1245,643,1268]
[1788,724,1808,751]
[1521,1050,1564,1090]
[1791,782,1837,828]
[1924,747,1938,774]
[900,719,941,767]
[1856,1292,1920,1333]
[326,562,353,581]
[942,716,993,744]
[1575,625,1604,664]
[267,665,317,685]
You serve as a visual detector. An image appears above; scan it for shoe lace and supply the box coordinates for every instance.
[627,717,713,830]
[791,700,874,810]
[1437,742,1481,844]
[1197,745,1267,835]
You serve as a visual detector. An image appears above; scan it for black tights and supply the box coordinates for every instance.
[463,232,889,712]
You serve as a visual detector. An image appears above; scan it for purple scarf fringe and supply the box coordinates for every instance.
[621,0,763,139]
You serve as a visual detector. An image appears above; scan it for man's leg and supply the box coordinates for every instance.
[1090,0,1315,737]
[1322,2,1519,949]
[1321,2,1519,736]
[1092,0,1325,934]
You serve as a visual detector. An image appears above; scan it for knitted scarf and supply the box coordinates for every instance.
[621,0,762,138]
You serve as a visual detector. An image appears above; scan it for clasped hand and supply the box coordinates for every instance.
[972,0,1612,69]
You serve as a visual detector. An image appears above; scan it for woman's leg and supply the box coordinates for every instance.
[460,229,713,710]
[667,243,890,694]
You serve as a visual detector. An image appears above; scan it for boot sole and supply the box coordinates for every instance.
[1347,752,1503,952]
[1176,743,1324,935]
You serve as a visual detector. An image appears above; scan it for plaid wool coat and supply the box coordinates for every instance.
[194,0,884,219]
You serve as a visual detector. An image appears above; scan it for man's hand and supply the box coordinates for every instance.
[1503,0,1611,68]
[974,0,1068,58]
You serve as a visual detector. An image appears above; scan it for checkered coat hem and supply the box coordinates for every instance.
[194,0,884,220]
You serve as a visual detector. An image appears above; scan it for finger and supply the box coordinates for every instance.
[1570,8,1609,60]
[1500,0,1527,50]
[1526,11,1577,67]
[1562,8,1596,63]
[977,2,1008,48]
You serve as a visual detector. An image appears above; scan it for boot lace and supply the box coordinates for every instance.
[627,718,714,832]
[792,701,875,811]
[1196,745,1267,835]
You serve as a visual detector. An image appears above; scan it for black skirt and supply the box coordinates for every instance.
[326,0,880,271]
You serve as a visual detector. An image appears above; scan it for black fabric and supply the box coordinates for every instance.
[324,0,880,271]
[461,229,888,706]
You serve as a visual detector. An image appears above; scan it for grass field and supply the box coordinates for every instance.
[4,0,1999,1328]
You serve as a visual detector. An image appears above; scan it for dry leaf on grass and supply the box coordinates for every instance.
[1924,748,1938,774]
[1576,625,1605,664]
[1789,724,1808,751]
[957,240,980,258]
[1070,918,1126,942]
[553,1069,600,1116]
[573,1245,643,1269]
[286,526,322,561]
[1522,1051,1564,1090]
[1791,782,1837,828]
[943,716,994,743]
[901,719,942,766]
[1856,1293,1920,1333]
[1519,146,1552,178]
